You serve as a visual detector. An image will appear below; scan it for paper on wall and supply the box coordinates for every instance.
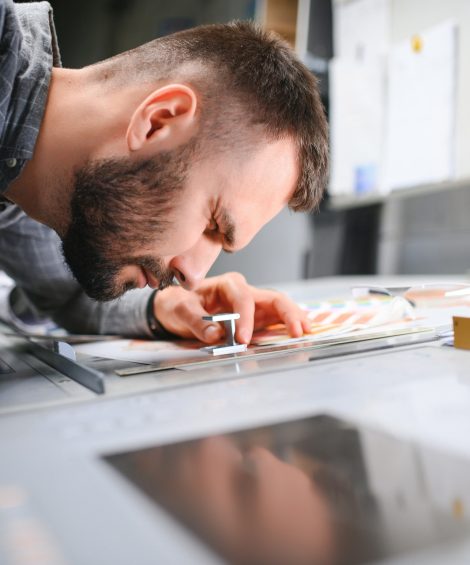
[329,57,386,196]
[333,0,391,60]
[384,20,458,190]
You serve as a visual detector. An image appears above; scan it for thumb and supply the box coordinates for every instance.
[200,321,223,344]
[180,302,224,344]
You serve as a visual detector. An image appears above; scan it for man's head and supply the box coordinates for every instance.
[60,21,328,300]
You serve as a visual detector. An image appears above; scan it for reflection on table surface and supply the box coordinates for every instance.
[106,415,470,565]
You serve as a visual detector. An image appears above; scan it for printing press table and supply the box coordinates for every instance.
[1,275,470,565]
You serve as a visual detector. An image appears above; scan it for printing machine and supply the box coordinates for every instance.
[1,276,470,565]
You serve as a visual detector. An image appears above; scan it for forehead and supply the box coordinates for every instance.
[226,136,298,194]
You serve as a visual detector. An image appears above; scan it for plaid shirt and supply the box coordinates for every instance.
[0,0,154,336]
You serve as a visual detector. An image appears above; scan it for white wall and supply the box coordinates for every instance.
[208,209,312,286]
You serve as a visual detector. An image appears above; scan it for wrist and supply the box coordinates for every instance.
[146,290,177,339]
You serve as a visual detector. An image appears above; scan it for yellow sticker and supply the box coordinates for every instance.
[453,497,464,519]
[411,35,423,53]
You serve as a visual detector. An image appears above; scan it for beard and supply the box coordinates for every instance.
[62,141,195,301]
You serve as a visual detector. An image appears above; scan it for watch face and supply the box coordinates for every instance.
[105,414,470,565]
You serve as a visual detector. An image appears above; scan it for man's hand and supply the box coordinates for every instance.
[153,272,311,344]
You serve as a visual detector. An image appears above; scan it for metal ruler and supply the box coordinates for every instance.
[116,327,439,377]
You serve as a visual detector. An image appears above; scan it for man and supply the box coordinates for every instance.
[0,0,328,344]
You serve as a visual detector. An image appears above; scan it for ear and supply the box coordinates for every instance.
[126,84,197,153]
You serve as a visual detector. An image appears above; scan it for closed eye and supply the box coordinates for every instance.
[205,217,220,235]
[205,209,238,253]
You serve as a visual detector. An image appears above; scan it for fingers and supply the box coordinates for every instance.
[254,290,310,338]
[271,295,303,337]
[154,274,310,345]
[301,315,312,334]
[215,274,255,344]
[209,274,309,343]
[236,299,256,344]
[154,287,223,343]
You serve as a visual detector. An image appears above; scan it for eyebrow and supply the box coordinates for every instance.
[219,208,237,253]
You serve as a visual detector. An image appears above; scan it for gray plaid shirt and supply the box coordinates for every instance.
[0,0,154,336]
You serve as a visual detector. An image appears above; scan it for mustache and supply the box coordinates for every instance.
[135,256,175,291]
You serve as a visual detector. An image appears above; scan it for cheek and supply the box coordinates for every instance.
[146,216,208,257]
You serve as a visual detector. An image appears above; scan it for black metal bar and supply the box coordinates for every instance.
[28,341,105,395]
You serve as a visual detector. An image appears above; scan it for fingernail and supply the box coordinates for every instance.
[203,324,220,342]
[291,322,302,337]
[239,330,250,344]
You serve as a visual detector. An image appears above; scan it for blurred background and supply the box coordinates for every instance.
[42,0,470,285]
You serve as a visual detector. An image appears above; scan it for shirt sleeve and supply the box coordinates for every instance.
[0,205,155,337]
[0,0,21,154]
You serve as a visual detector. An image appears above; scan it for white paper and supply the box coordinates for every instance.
[333,0,391,60]
[329,57,386,196]
[384,20,457,190]
[75,339,207,364]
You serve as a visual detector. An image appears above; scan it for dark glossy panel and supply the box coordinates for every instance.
[106,415,470,565]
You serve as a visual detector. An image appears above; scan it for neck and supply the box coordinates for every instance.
[5,67,139,236]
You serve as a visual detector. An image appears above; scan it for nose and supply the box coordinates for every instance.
[169,237,222,290]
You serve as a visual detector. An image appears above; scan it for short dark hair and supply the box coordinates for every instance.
[95,21,329,212]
